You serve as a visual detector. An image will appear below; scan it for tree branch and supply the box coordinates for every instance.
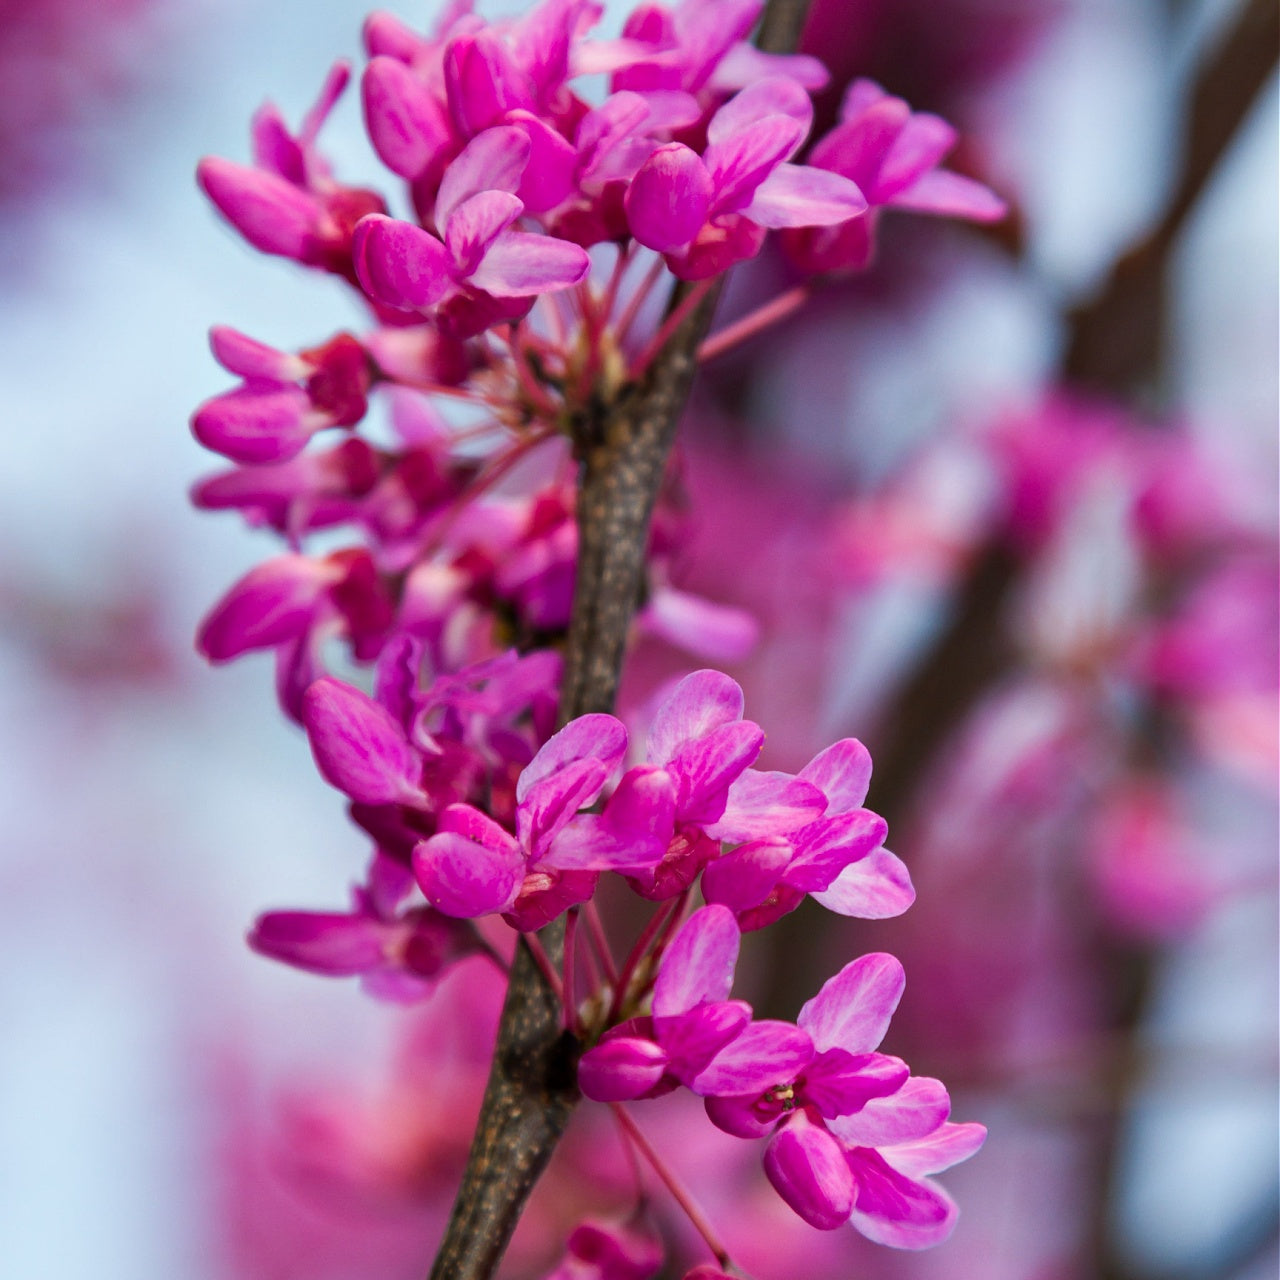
[426,7,814,1276]
[869,0,1279,828]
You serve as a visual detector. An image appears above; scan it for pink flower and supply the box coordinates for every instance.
[544,1218,664,1280]
[192,328,374,465]
[626,77,866,278]
[578,906,806,1101]
[702,738,913,929]
[248,853,479,1001]
[411,710,629,925]
[782,77,1006,273]
[542,669,826,899]
[352,126,589,313]
[197,62,386,278]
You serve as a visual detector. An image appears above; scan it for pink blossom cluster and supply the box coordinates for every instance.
[191,0,998,1267]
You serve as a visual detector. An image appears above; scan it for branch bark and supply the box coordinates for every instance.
[426,8,813,1277]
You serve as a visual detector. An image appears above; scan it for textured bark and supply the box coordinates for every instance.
[426,8,815,1277]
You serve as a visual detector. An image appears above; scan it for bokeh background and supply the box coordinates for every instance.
[0,0,1274,1277]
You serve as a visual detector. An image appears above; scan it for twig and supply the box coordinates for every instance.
[424,8,816,1275]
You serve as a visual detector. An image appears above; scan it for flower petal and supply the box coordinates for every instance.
[811,846,916,919]
[541,766,677,871]
[653,904,740,1016]
[847,1148,958,1249]
[658,1000,753,1081]
[191,383,314,465]
[690,1020,813,1097]
[519,713,629,802]
[437,124,532,228]
[445,190,525,274]
[669,719,764,824]
[469,229,590,296]
[248,910,386,975]
[783,810,888,892]
[703,769,826,842]
[626,143,714,254]
[578,1035,670,1102]
[890,168,1008,222]
[743,162,867,229]
[798,952,905,1054]
[412,830,524,917]
[883,1121,987,1179]
[878,112,957,198]
[802,1049,909,1119]
[706,75,813,145]
[197,157,322,261]
[701,839,792,912]
[647,669,745,765]
[799,738,873,812]
[361,56,451,180]
[704,115,806,215]
[302,677,421,805]
[764,1111,855,1230]
[829,1076,952,1148]
[352,214,454,310]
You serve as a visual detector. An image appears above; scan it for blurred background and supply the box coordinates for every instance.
[0,0,1274,1277]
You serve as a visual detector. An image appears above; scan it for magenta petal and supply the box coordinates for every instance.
[436,124,532,227]
[412,830,524,917]
[469,230,590,297]
[208,326,300,380]
[830,1076,952,1148]
[701,839,791,912]
[577,1036,670,1102]
[704,1092,779,1139]
[197,555,332,661]
[541,766,677,871]
[891,168,1008,222]
[798,952,905,1055]
[783,810,889,892]
[670,719,764,823]
[811,100,909,194]
[847,1148,958,1249]
[704,115,806,215]
[302,677,421,805]
[690,1020,813,1097]
[647,669,745,765]
[192,383,314,465]
[802,1049,910,1119]
[361,56,450,180]
[704,770,826,842]
[519,757,609,855]
[884,1121,987,1179]
[706,75,814,145]
[653,904,740,1016]
[436,802,522,858]
[625,143,714,254]
[764,1112,856,1230]
[507,109,578,213]
[352,214,454,310]
[878,112,957,197]
[641,587,759,662]
[811,846,916,919]
[799,738,873,813]
[658,1000,753,1081]
[519,713,629,802]
[445,190,525,274]
[248,910,386,975]
[743,163,867,229]
[197,157,321,260]
[444,30,536,137]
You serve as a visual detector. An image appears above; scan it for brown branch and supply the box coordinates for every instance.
[1064,0,1279,400]
[869,0,1279,827]
[426,7,813,1276]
